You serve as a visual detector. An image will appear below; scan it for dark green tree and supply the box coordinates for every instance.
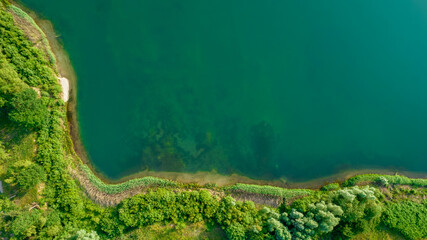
[8,209,42,238]
[8,88,48,129]
[329,186,383,238]
[16,163,47,189]
[0,52,26,108]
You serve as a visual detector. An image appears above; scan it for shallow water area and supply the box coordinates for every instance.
[19,0,427,181]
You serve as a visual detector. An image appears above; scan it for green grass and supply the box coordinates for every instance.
[81,164,178,194]
[224,183,313,199]
[342,174,427,188]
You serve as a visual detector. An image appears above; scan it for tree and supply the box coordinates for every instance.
[225,222,247,240]
[279,203,342,240]
[5,160,46,190]
[375,176,389,187]
[8,88,48,129]
[382,201,427,240]
[16,163,46,189]
[267,218,292,240]
[0,141,9,162]
[0,58,26,108]
[73,229,100,240]
[8,209,42,238]
[329,186,383,237]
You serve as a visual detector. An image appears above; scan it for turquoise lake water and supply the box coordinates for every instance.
[20,0,427,180]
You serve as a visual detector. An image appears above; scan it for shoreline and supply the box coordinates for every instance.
[12,2,426,191]
[90,165,427,189]
[10,1,89,165]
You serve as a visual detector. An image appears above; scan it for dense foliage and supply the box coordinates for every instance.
[0,6,59,93]
[9,88,49,129]
[0,3,425,240]
[5,160,46,189]
[343,174,427,188]
[383,200,427,240]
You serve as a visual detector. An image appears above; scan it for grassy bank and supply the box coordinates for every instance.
[80,164,177,194]
[343,174,427,187]
[224,183,313,199]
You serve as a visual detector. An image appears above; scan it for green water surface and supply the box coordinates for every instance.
[20,0,427,180]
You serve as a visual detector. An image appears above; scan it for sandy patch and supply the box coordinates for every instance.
[59,77,69,102]
[31,87,41,97]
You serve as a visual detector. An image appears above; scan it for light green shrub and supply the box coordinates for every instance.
[342,174,427,187]
[321,183,340,191]
[224,183,313,199]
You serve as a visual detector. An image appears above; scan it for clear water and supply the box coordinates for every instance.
[20,0,427,180]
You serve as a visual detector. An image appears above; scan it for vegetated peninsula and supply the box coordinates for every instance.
[0,1,426,240]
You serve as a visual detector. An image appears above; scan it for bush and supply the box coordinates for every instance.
[117,188,221,230]
[382,201,427,240]
[281,202,342,239]
[225,222,246,240]
[0,141,9,162]
[225,183,313,199]
[375,176,389,187]
[342,174,427,188]
[73,229,100,240]
[9,88,48,129]
[321,183,340,191]
[215,196,261,239]
[8,209,42,238]
[16,163,46,189]
[329,186,383,237]
[8,5,56,66]
[0,1,10,8]
[0,51,27,107]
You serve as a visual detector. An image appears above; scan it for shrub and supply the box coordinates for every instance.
[225,183,313,199]
[9,88,48,129]
[225,222,246,240]
[0,51,27,107]
[0,141,9,162]
[321,183,340,191]
[382,201,427,240]
[281,202,342,239]
[0,1,10,8]
[342,174,427,188]
[8,209,42,238]
[329,186,383,237]
[16,163,46,189]
[8,5,56,66]
[266,218,291,240]
[375,176,389,187]
[0,8,59,93]
[72,229,100,240]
